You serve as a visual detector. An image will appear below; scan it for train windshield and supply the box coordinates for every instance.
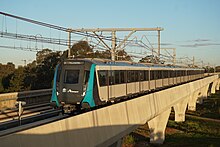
[56,66,61,82]
[84,71,90,85]
[64,70,80,84]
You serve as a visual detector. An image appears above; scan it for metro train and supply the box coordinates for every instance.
[50,58,205,113]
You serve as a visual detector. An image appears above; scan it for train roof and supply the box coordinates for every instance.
[65,58,204,70]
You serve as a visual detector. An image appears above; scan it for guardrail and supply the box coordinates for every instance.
[0,89,52,110]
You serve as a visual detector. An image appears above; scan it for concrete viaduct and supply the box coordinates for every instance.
[0,74,219,147]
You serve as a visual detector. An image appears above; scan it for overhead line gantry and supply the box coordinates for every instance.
[0,11,163,61]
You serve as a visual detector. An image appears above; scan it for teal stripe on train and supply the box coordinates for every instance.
[51,64,60,107]
[81,64,96,107]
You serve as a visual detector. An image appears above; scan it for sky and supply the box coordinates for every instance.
[0,0,220,67]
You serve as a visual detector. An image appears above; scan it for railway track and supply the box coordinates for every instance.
[0,101,62,133]
[0,109,63,137]
[0,103,53,122]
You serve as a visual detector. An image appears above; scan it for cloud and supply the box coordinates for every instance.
[160,43,173,46]
[179,43,220,48]
[179,39,212,43]
[177,38,220,48]
[192,39,211,42]
[151,43,173,46]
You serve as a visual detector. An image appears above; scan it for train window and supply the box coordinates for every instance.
[163,71,166,78]
[131,71,136,82]
[176,70,180,76]
[179,71,182,76]
[98,70,107,86]
[157,70,162,79]
[120,71,125,83]
[83,71,90,85]
[165,70,169,78]
[115,70,120,84]
[145,70,149,81]
[135,71,139,82]
[173,70,176,77]
[64,70,80,84]
[150,70,155,80]
[127,71,131,83]
[109,71,115,85]
[139,71,145,81]
[168,70,171,78]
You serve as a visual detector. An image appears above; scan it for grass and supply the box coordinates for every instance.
[122,91,220,146]
[122,135,136,146]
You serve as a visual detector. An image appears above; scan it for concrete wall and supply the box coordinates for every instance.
[0,89,51,110]
[0,75,218,147]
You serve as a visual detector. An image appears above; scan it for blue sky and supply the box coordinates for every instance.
[0,0,220,66]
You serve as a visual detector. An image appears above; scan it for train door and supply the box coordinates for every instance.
[97,70,108,102]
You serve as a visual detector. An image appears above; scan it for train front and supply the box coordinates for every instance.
[51,59,91,113]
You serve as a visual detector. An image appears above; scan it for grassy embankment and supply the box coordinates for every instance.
[122,91,220,147]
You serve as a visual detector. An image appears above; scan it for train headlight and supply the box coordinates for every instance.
[82,91,86,96]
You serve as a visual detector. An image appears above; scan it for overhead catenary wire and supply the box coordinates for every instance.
[0,11,180,64]
[0,11,113,41]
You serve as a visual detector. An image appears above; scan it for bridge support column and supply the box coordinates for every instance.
[216,79,220,91]
[201,85,209,99]
[197,85,209,104]
[148,108,171,144]
[173,98,188,122]
[188,91,199,111]
[211,80,218,94]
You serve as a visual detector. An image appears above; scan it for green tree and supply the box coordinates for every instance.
[33,49,61,89]
[116,50,132,61]
[139,55,164,64]
[36,48,53,65]
[23,61,37,90]
[7,66,25,92]
[0,62,15,93]
[70,41,93,58]
[215,66,220,72]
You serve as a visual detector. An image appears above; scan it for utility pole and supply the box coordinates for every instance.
[111,31,116,61]
[158,30,161,61]
[173,48,176,66]
[192,56,195,67]
[67,29,72,58]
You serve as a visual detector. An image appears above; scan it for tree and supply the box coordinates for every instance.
[7,66,25,92]
[0,62,16,93]
[23,61,37,90]
[36,48,53,65]
[203,66,214,73]
[70,41,93,58]
[116,50,132,61]
[139,55,164,64]
[33,49,61,89]
[215,66,220,72]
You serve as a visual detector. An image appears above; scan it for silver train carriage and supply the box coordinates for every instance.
[50,58,205,112]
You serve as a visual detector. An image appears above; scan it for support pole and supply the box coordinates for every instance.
[111,31,116,61]
[173,48,176,66]
[158,30,161,62]
[68,30,71,58]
